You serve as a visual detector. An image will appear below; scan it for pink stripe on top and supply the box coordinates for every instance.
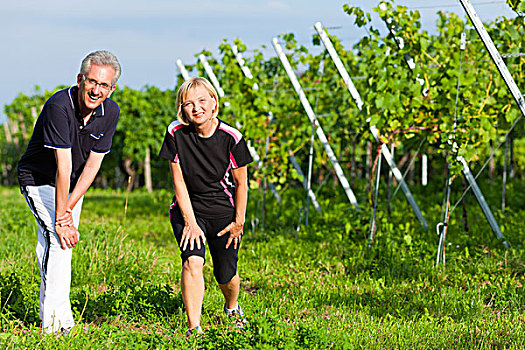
[221,163,235,207]
[169,200,177,220]
[174,153,179,163]
[168,120,185,136]
[229,152,238,169]
[218,123,242,144]
[220,180,235,207]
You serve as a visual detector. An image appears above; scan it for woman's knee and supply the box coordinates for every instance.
[215,267,238,285]
[218,273,239,287]
[183,256,205,276]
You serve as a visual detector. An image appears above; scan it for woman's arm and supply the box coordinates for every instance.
[169,160,206,251]
[217,166,248,249]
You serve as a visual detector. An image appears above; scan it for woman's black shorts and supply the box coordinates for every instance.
[170,206,239,284]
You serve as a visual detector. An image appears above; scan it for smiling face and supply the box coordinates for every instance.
[76,64,116,117]
[181,85,217,128]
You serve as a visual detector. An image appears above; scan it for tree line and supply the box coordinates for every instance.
[2,1,524,197]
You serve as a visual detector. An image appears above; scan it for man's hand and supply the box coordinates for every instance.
[55,209,74,227]
[55,224,79,249]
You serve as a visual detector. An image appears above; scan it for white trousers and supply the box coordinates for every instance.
[21,185,83,334]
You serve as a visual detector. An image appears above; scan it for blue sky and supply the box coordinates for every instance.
[0,0,516,123]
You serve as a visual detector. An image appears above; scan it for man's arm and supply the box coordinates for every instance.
[54,148,78,249]
[55,151,105,229]
[67,151,105,210]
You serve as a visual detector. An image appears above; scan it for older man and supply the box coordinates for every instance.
[17,50,121,334]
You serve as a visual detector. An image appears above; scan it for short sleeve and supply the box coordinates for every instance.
[92,104,120,154]
[230,137,253,169]
[159,127,179,162]
[42,103,71,149]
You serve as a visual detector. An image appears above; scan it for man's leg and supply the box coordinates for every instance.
[23,185,83,334]
[181,256,205,329]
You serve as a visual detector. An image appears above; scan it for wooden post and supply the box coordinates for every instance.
[123,156,136,192]
[31,107,38,126]
[144,147,152,193]
[3,122,12,144]
[408,153,415,185]
[489,140,495,182]
[509,134,515,178]
[10,117,19,147]
[366,140,372,184]
[18,113,28,141]
[351,137,356,186]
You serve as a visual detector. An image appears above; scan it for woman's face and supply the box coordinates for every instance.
[181,85,217,127]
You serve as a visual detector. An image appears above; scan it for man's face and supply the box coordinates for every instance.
[76,64,116,114]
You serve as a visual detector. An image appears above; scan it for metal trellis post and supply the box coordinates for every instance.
[272,37,359,209]
[379,6,511,248]
[459,157,509,249]
[231,45,320,211]
[176,58,191,80]
[459,0,525,118]
[457,0,523,248]
[314,21,428,229]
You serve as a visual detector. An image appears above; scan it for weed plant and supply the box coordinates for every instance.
[0,177,524,349]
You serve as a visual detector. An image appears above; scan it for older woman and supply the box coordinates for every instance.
[159,77,253,336]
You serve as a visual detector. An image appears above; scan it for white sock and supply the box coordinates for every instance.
[225,303,239,312]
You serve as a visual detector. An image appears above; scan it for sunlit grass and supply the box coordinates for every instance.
[1,182,524,349]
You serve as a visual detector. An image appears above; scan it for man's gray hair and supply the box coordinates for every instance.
[80,50,121,85]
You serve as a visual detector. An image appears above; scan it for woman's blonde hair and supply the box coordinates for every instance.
[176,77,219,125]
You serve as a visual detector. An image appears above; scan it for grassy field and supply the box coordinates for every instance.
[0,180,524,349]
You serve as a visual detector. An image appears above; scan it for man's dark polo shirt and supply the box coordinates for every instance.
[17,86,119,191]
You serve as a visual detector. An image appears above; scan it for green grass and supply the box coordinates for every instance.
[0,179,524,349]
